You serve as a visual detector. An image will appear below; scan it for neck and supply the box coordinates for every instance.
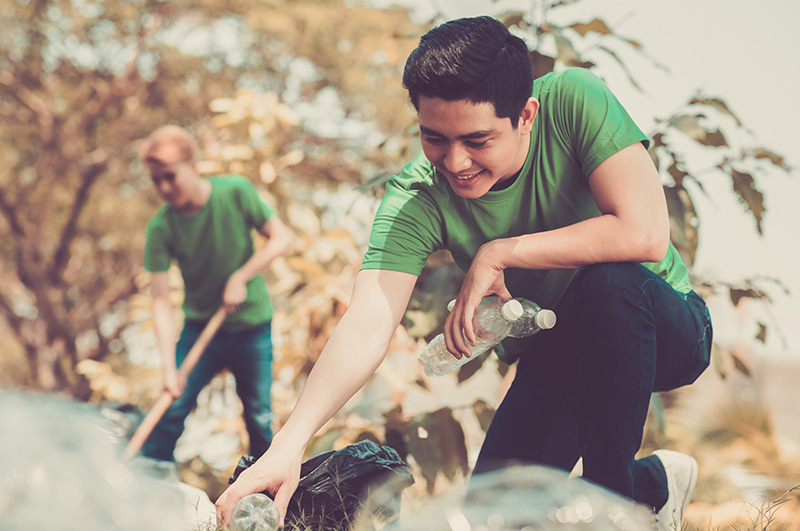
[492,132,531,191]
[176,178,212,215]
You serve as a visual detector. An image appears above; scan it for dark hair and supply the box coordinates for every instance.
[402,16,533,125]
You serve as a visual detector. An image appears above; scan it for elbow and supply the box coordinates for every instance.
[636,226,670,263]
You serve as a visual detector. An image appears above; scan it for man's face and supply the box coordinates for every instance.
[145,146,197,211]
[417,95,537,199]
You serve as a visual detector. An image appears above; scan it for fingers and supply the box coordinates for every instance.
[215,479,262,527]
[273,485,294,528]
[442,311,462,360]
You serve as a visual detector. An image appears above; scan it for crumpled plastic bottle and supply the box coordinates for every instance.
[231,492,281,531]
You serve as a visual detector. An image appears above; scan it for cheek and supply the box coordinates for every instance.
[421,143,444,163]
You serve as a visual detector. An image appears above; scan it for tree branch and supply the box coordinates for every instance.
[49,158,109,284]
[0,188,26,239]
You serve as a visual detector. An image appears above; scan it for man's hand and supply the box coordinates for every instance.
[162,364,185,398]
[222,273,248,314]
[444,239,512,358]
[215,441,303,528]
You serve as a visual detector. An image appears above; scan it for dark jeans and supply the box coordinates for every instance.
[141,321,274,462]
[474,263,713,510]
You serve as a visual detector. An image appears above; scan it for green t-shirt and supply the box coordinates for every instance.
[144,175,274,330]
[361,68,692,310]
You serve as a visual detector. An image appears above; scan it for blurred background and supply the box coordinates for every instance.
[0,0,797,529]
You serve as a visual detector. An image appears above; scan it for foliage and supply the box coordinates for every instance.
[0,0,420,394]
[1,0,795,517]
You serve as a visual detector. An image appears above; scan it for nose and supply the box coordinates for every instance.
[443,144,471,174]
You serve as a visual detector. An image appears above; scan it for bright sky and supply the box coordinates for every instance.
[374,0,800,353]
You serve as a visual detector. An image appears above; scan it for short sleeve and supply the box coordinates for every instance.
[361,158,444,275]
[235,177,273,229]
[557,68,649,176]
[144,216,172,272]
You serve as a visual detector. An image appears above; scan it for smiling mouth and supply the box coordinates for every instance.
[451,170,484,182]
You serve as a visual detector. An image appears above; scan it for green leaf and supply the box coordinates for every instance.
[669,114,728,147]
[432,408,469,482]
[690,96,742,126]
[663,184,698,266]
[730,352,752,377]
[730,169,765,233]
[749,147,790,171]
[667,159,689,187]
[597,45,643,92]
[570,18,612,36]
[406,408,469,492]
[472,399,495,433]
[497,10,527,29]
[456,350,488,383]
[649,394,665,433]
[711,344,727,380]
[530,50,556,79]
[406,415,438,493]
[552,31,595,68]
[649,147,660,172]
[756,322,767,343]
[729,287,767,306]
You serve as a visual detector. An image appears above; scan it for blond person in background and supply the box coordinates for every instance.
[137,125,290,463]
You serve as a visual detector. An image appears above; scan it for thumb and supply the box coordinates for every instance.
[498,285,513,300]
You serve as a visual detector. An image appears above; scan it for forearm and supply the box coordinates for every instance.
[271,311,392,450]
[233,217,292,283]
[152,297,176,369]
[269,269,416,452]
[231,239,290,284]
[492,212,669,272]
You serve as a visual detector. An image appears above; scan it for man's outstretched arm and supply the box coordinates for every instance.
[215,268,418,527]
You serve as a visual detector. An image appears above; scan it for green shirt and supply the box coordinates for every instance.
[144,175,275,330]
[361,68,692,310]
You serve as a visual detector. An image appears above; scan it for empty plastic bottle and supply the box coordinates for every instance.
[418,296,523,377]
[231,493,280,531]
[508,297,557,338]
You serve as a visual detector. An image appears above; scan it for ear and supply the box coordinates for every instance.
[518,97,539,134]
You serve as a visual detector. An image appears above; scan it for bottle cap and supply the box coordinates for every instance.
[535,309,557,329]
[501,299,523,321]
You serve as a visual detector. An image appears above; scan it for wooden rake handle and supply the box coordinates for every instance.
[125,307,228,458]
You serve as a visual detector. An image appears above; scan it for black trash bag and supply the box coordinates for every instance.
[229,439,414,530]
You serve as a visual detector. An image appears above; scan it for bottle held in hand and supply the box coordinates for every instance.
[231,492,280,531]
[508,297,557,338]
[418,296,523,377]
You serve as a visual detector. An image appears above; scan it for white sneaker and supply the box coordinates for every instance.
[653,450,698,531]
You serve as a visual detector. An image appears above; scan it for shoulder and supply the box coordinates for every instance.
[210,174,253,191]
[210,174,260,202]
[535,67,606,98]
[386,152,439,194]
[145,205,172,243]
[146,205,170,231]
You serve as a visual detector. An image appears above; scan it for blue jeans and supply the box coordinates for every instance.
[474,263,713,510]
[141,321,274,462]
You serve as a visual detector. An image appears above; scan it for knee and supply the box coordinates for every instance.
[576,263,646,300]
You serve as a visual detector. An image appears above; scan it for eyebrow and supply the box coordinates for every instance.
[419,125,496,140]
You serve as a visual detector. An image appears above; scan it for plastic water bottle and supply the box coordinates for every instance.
[418,296,523,376]
[508,297,557,338]
[231,493,280,531]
